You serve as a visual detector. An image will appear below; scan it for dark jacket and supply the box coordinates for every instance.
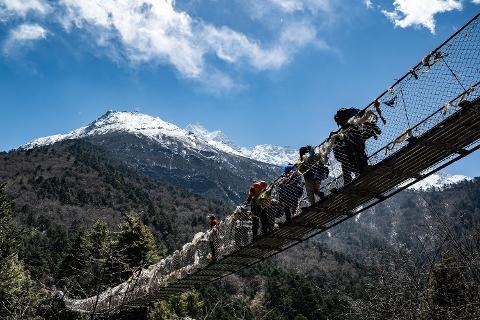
[277,171,303,203]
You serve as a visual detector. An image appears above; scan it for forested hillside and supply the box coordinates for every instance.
[0,141,479,319]
[1,140,231,248]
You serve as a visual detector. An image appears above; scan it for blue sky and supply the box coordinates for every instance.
[0,0,479,176]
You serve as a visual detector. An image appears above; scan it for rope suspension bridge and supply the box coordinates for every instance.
[62,13,480,315]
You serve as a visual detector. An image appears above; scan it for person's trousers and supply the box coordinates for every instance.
[305,179,321,205]
[209,240,217,261]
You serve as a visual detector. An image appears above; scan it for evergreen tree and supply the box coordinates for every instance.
[59,213,161,301]
[0,184,40,319]
[59,220,114,298]
[148,291,203,320]
[115,213,161,272]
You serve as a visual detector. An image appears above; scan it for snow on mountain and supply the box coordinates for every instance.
[185,123,231,145]
[22,111,296,166]
[408,172,472,191]
[184,123,298,165]
[22,111,245,157]
[239,144,298,167]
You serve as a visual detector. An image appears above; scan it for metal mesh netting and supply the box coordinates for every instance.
[63,13,480,314]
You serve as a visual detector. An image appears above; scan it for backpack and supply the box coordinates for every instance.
[299,145,311,159]
[254,188,272,207]
[334,108,361,128]
[361,118,382,140]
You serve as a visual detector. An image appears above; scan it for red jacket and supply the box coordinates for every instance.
[209,217,219,229]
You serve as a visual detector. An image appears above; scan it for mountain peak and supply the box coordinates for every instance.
[21,110,300,165]
[85,110,180,135]
[21,110,249,157]
[184,123,231,145]
[22,110,181,150]
[408,172,472,191]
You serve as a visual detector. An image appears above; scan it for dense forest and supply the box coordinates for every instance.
[1,140,479,319]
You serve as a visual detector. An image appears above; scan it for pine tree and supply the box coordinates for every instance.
[115,213,161,271]
[0,184,40,319]
[59,220,115,298]
[60,213,161,300]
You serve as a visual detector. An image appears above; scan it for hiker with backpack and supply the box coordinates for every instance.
[332,107,381,185]
[298,146,330,205]
[277,164,304,221]
[243,180,273,238]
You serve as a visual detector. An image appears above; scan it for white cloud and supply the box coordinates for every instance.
[262,0,333,14]
[269,0,303,13]
[472,0,480,4]
[202,25,286,70]
[364,0,373,9]
[9,23,47,41]
[0,0,322,90]
[0,0,50,17]
[238,0,333,22]
[3,23,47,54]
[382,0,463,34]
[54,0,318,79]
[59,0,205,77]
[267,0,333,14]
[203,21,316,71]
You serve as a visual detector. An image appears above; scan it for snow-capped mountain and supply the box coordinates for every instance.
[22,111,281,203]
[23,111,244,157]
[408,172,472,191]
[23,111,296,166]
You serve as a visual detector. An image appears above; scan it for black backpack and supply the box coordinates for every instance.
[334,108,361,128]
[299,145,311,159]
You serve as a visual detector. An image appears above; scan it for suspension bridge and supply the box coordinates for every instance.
[62,13,480,315]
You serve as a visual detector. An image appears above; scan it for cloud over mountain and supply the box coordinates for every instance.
[0,0,321,90]
[1,0,478,90]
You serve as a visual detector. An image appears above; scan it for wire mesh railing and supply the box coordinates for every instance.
[62,13,480,315]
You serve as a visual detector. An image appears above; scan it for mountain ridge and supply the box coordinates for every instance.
[22,110,298,166]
